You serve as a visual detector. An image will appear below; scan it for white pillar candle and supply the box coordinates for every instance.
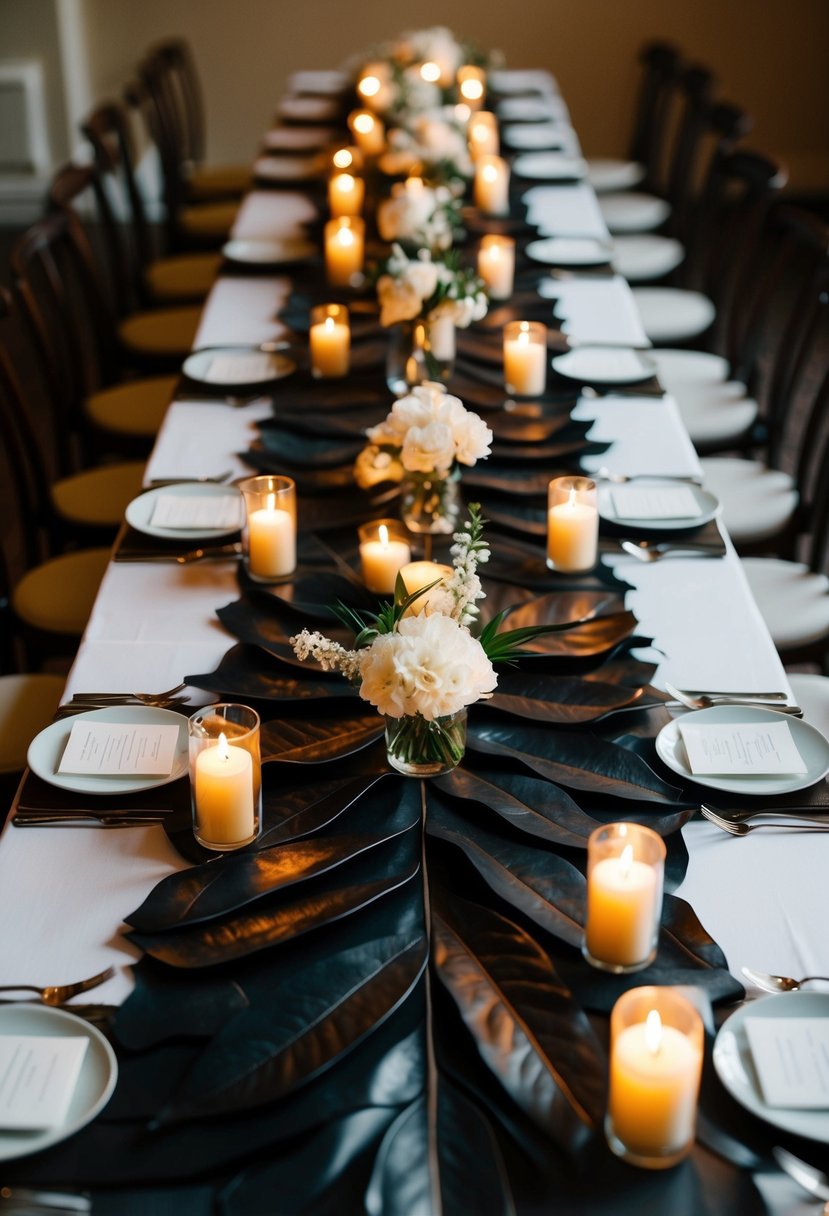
[503,321,547,396]
[547,488,599,573]
[457,65,486,110]
[194,732,254,845]
[348,110,385,156]
[478,235,515,300]
[468,111,499,158]
[585,846,659,967]
[324,217,365,287]
[310,313,350,378]
[328,172,364,218]
[360,524,412,594]
[474,155,510,215]
[248,501,296,578]
[399,560,453,615]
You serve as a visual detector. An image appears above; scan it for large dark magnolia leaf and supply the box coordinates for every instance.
[478,499,546,536]
[275,405,385,439]
[584,656,660,689]
[432,767,600,848]
[217,596,356,663]
[245,450,355,491]
[463,466,557,497]
[154,933,427,1125]
[365,1086,515,1216]
[432,890,606,1150]
[468,719,682,802]
[256,426,363,468]
[489,438,596,464]
[261,712,384,763]
[261,569,377,619]
[508,611,639,659]
[488,410,585,445]
[186,643,357,703]
[479,585,620,628]
[259,771,391,848]
[114,958,251,1051]
[486,670,642,723]
[129,847,419,969]
[427,797,585,947]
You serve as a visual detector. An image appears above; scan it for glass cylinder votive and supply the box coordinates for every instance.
[310,303,350,378]
[457,64,486,110]
[547,475,599,573]
[328,171,365,218]
[348,109,385,156]
[606,986,704,1169]
[324,216,365,288]
[330,145,364,175]
[358,520,412,594]
[478,235,515,300]
[583,822,665,972]
[503,320,547,396]
[356,63,386,111]
[239,474,297,581]
[399,559,453,616]
[473,154,510,216]
[189,704,261,851]
[468,111,499,158]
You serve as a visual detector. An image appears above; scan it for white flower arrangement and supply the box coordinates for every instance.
[376,181,459,254]
[354,382,492,490]
[381,109,473,183]
[376,244,488,330]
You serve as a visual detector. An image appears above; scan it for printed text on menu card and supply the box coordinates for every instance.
[678,720,807,775]
[58,721,180,776]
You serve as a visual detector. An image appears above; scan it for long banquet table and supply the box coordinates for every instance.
[2,64,827,1216]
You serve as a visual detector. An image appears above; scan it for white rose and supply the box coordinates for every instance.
[402,256,439,302]
[437,397,492,466]
[401,420,455,473]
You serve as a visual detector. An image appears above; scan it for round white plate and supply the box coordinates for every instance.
[552,346,657,384]
[713,992,829,1143]
[504,125,575,152]
[527,236,614,266]
[656,705,829,796]
[498,97,568,122]
[221,238,316,266]
[262,125,336,151]
[182,346,296,389]
[27,706,189,796]
[125,483,244,541]
[0,1004,118,1162]
[598,481,721,531]
[253,155,319,182]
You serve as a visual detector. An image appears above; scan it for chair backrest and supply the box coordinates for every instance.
[628,41,683,184]
[154,38,207,165]
[125,65,189,251]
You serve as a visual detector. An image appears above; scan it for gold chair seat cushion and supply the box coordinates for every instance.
[179,200,238,240]
[0,674,65,773]
[118,306,202,360]
[144,252,221,303]
[84,375,178,438]
[51,462,146,527]
[186,163,252,201]
[13,548,110,636]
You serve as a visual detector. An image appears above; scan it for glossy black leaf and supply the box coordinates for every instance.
[154,933,427,1125]
[432,891,606,1150]
[261,712,384,763]
[255,426,362,468]
[365,1085,515,1216]
[186,643,357,703]
[259,771,392,848]
[463,466,555,497]
[432,767,600,848]
[486,671,642,723]
[114,958,250,1051]
[427,797,586,947]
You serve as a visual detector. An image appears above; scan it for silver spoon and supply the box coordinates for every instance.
[773,1146,829,1205]
[742,967,829,994]
[620,539,723,562]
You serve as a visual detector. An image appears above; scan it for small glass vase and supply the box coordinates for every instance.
[384,709,467,777]
[386,315,456,396]
[400,471,461,537]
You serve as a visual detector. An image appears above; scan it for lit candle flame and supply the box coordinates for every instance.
[645,1009,662,1055]
[336,172,355,192]
[358,74,380,98]
[420,61,441,82]
[217,731,229,762]
[620,842,634,876]
[324,316,335,333]
[461,78,484,101]
[333,148,353,169]
[339,228,354,248]
[379,524,389,548]
[482,164,498,183]
[354,113,374,135]
[266,492,276,512]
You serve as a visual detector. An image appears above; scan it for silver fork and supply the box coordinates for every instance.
[0,966,114,1005]
[773,1146,829,1203]
[69,682,188,705]
[700,805,829,835]
[620,539,723,562]
[665,683,803,715]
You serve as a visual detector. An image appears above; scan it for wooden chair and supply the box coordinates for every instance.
[81,101,220,308]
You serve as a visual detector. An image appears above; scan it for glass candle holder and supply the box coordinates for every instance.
[189,704,261,851]
[330,145,364,174]
[503,320,547,396]
[348,109,385,156]
[356,63,386,111]
[324,216,365,288]
[358,519,412,594]
[606,986,704,1169]
[583,822,666,973]
[328,171,365,218]
[468,111,499,159]
[474,154,510,216]
[478,235,515,300]
[310,303,350,378]
[239,474,297,582]
[547,475,599,573]
[399,560,453,616]
[457,64,486,109]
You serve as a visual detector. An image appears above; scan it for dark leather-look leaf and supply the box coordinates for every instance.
[432,767,600,847]
[468,719,682,803]
[486,670,641,722]
[432,890,606,1150]
[259,771,391,848]
[186,643,357,703]
[261,712,384,763]
[114,959,251,1051]
[365,1085,515,1216]
[427,796,586,947]
[256,426,362,468]
[154,934,427,1125]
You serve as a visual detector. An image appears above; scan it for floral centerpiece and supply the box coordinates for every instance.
[354,381,491,536]
[380,108,474,185]
[376,180,461,254]
[291,506,565,776]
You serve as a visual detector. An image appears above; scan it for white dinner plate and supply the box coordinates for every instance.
[27,707,189,796]
[655,705,829,796]
[504,124,575,152]
[526,236,613,266]
[0,1004,118,1162]
[125,483,244,541]
[552,346,657,384]
[598,481,721,531]
[253,155,320,183]
[498,96,568,122]
[182,346,296,389]
[276,96,339,123]
[262,125,337,151]
[221,237,316,267]
[713,993,829,1144]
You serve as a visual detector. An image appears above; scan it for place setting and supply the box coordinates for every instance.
[114,481,245,564]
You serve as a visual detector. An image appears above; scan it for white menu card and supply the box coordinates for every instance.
[0,1035,89,1129]
[58,721,180,776]
[610,485,701,520]
[678,721,807,775]
[745,1017,829,1108]
[149,493,243,531]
